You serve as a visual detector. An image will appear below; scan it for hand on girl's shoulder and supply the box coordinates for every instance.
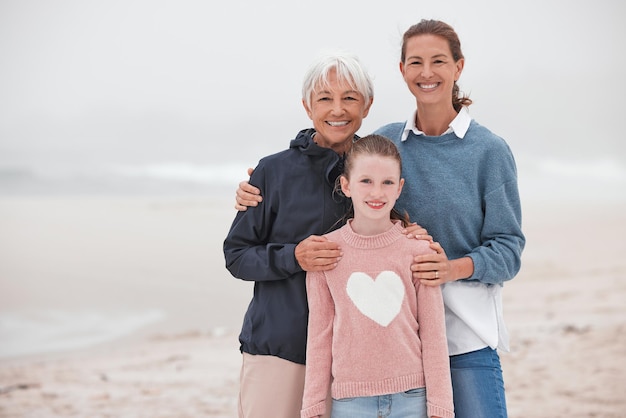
[409,236,437,255]
[402,223,433,242]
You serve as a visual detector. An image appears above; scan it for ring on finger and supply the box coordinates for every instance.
[435,271,438,279]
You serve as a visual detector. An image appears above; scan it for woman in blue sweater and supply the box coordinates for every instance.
[236,20,525,418]
[373,20,525,418]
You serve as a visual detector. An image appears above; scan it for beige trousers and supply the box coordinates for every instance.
[238,353,331,418]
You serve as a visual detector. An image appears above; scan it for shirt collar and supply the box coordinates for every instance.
[401,106,472,142]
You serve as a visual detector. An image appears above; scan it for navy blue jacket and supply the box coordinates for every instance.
[223,128,351,364]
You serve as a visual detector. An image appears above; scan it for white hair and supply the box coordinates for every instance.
[301,50,374,109]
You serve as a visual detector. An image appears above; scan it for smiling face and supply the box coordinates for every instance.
[400,34,464,108]
[340,154,404,235]
[302,69,373,155]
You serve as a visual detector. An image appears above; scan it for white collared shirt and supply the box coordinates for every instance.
[401,106,472,142]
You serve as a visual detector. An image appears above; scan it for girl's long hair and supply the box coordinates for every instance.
[335,134,411,228]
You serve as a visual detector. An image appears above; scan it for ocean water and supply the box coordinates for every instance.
[0,154,624,359]
[0,160,251,197]
[514,153,626,204]
[0,309,165,358]
[0,162,251,359]
[1,154,624,201]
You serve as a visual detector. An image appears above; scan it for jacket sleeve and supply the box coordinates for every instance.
[468,146,525,285]
[301,270,333,418]
[223,163,302,282]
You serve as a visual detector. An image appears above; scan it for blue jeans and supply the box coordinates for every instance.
[450,347,508,418]
[331,388,427,418]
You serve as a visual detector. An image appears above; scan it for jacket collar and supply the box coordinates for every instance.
[289,128,357,185]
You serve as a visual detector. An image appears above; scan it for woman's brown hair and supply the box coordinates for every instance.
[401,19,473,112]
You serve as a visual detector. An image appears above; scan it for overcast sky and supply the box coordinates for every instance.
[1,0,625,171]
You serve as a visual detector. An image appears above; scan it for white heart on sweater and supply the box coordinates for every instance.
[346,271,405,327]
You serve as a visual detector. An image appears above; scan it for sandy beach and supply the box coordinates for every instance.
[0,196,625,417]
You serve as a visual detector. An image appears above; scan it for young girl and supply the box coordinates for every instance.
[301,134,454,418]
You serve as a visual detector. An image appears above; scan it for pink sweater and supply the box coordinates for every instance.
[301,221,454,418]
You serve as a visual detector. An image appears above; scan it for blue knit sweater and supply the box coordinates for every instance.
[375,119,524,284]
[375,118,525,354]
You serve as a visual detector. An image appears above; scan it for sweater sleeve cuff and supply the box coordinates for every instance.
[427,402,455,418]
[300,401,326,418]
[467,252,484,281]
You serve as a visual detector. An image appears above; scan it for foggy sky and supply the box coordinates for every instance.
[1,0,625,171]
